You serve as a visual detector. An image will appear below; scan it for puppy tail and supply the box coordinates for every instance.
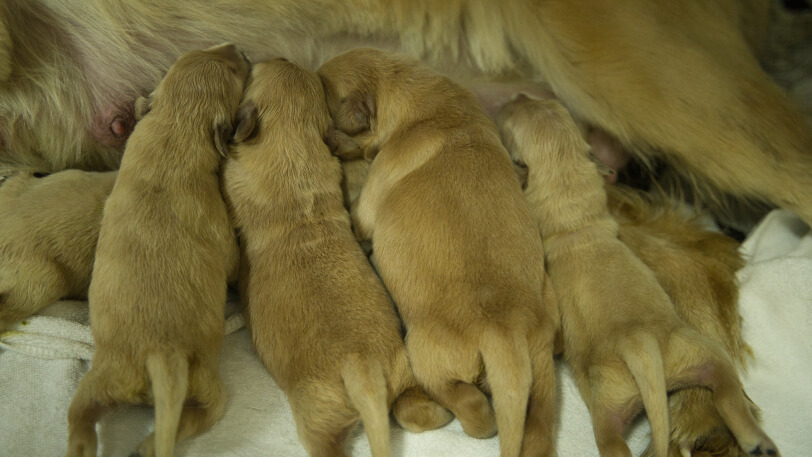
[480,327,533,457]
[341,353,391,457]
[146,351,189,457]
[621,334,669,457]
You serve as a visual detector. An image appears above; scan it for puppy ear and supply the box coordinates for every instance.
[513,161,528,190]
[335,90,375,135]
[324,126,362,160]
[134,94,153,121]
[213,121,234,158]
[233,101,258,144]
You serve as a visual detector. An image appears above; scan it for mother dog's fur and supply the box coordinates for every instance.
[0,0,810,224]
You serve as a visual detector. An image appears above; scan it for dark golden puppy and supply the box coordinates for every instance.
[221,58,451,457]
[65,44,248,457]
[319,48,560,457]
[0,169,115,331]
[608,186,758,457]
[498,95,779,457]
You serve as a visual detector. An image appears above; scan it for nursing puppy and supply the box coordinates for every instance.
[0,169,115,331]
[350,136,755,456]
[221,58,451,457]
[65,44,248,457]
[497,96,779,457]
[608,186,757,457]
[319,48,560,457]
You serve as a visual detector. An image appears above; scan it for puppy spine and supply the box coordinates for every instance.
[479,327,533,457]
[620,334,669,457]
[341,354,391,457]
[146,351,189,457]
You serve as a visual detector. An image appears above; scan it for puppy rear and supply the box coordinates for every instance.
[498,95,780,457]
[222,58,449,457]
[66,44,249,457]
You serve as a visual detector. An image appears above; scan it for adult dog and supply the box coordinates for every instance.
[0,0,810,225]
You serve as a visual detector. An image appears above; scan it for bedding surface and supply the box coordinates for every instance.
[1,209,810,456]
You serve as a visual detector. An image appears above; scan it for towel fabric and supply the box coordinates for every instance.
[1,209,810,456]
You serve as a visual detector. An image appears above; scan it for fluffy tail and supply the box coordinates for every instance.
[480,327,533,457]
[145,351,189,457]
[621,334,669,457]
[341,354,391,457]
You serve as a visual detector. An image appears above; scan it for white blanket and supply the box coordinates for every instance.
[1,209,810,456]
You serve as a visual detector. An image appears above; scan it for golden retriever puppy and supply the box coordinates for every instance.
[1,0,811,230]
[221,58,452,457]
[497,95,779,457]
[608,187,759,457]
[65,43,248,457]
[319,48,560,457]
[0,169,115,331]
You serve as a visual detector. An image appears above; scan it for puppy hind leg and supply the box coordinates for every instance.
[429,380,497,439]
[289,388,358,457]
[406,330,496,438]
[520,332,557,457]
[133,364,226,457]
[479,328,533,457]
[665,329,779,457]
[588,400,634,457]
[140,352,189,457]
[341,355,390,457]
[66,369,117,457]
[619,335,670,457]
[392,385,454,433]
[387,347,453,432]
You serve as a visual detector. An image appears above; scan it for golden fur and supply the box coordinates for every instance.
[319,48,560,457]
[220,58,451,457]
[0,0,811,227]
[497,95,779,457]
[65,44,247,457]
[607,186,758,457]
[0,169,115,331]
[346,127,758,457]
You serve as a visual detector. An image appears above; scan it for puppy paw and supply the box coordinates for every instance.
[455,398,497,439]
[392,387,454,432]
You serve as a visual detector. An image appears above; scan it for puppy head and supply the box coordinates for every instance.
[497,95,593,175]
[135,43,252,157]
[231,58,358,157]
[317,49,385,138]
[0,170,50,196]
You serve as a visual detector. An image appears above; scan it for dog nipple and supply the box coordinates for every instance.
[110,115,131,137]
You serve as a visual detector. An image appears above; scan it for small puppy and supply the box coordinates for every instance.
[65,44,248,457]
[497,95,779,457]
[608,186,758,457]
[319,48,560,457]
[0,169,116,331]
[221,58,452,457]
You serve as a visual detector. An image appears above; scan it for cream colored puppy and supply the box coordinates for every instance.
[0,169,115,331]
[65,44,248,457]
[319,48,560,457]
[497,95,779,457]
[221,58,452,457]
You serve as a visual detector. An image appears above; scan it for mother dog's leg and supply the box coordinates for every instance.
[501,0,812,225]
